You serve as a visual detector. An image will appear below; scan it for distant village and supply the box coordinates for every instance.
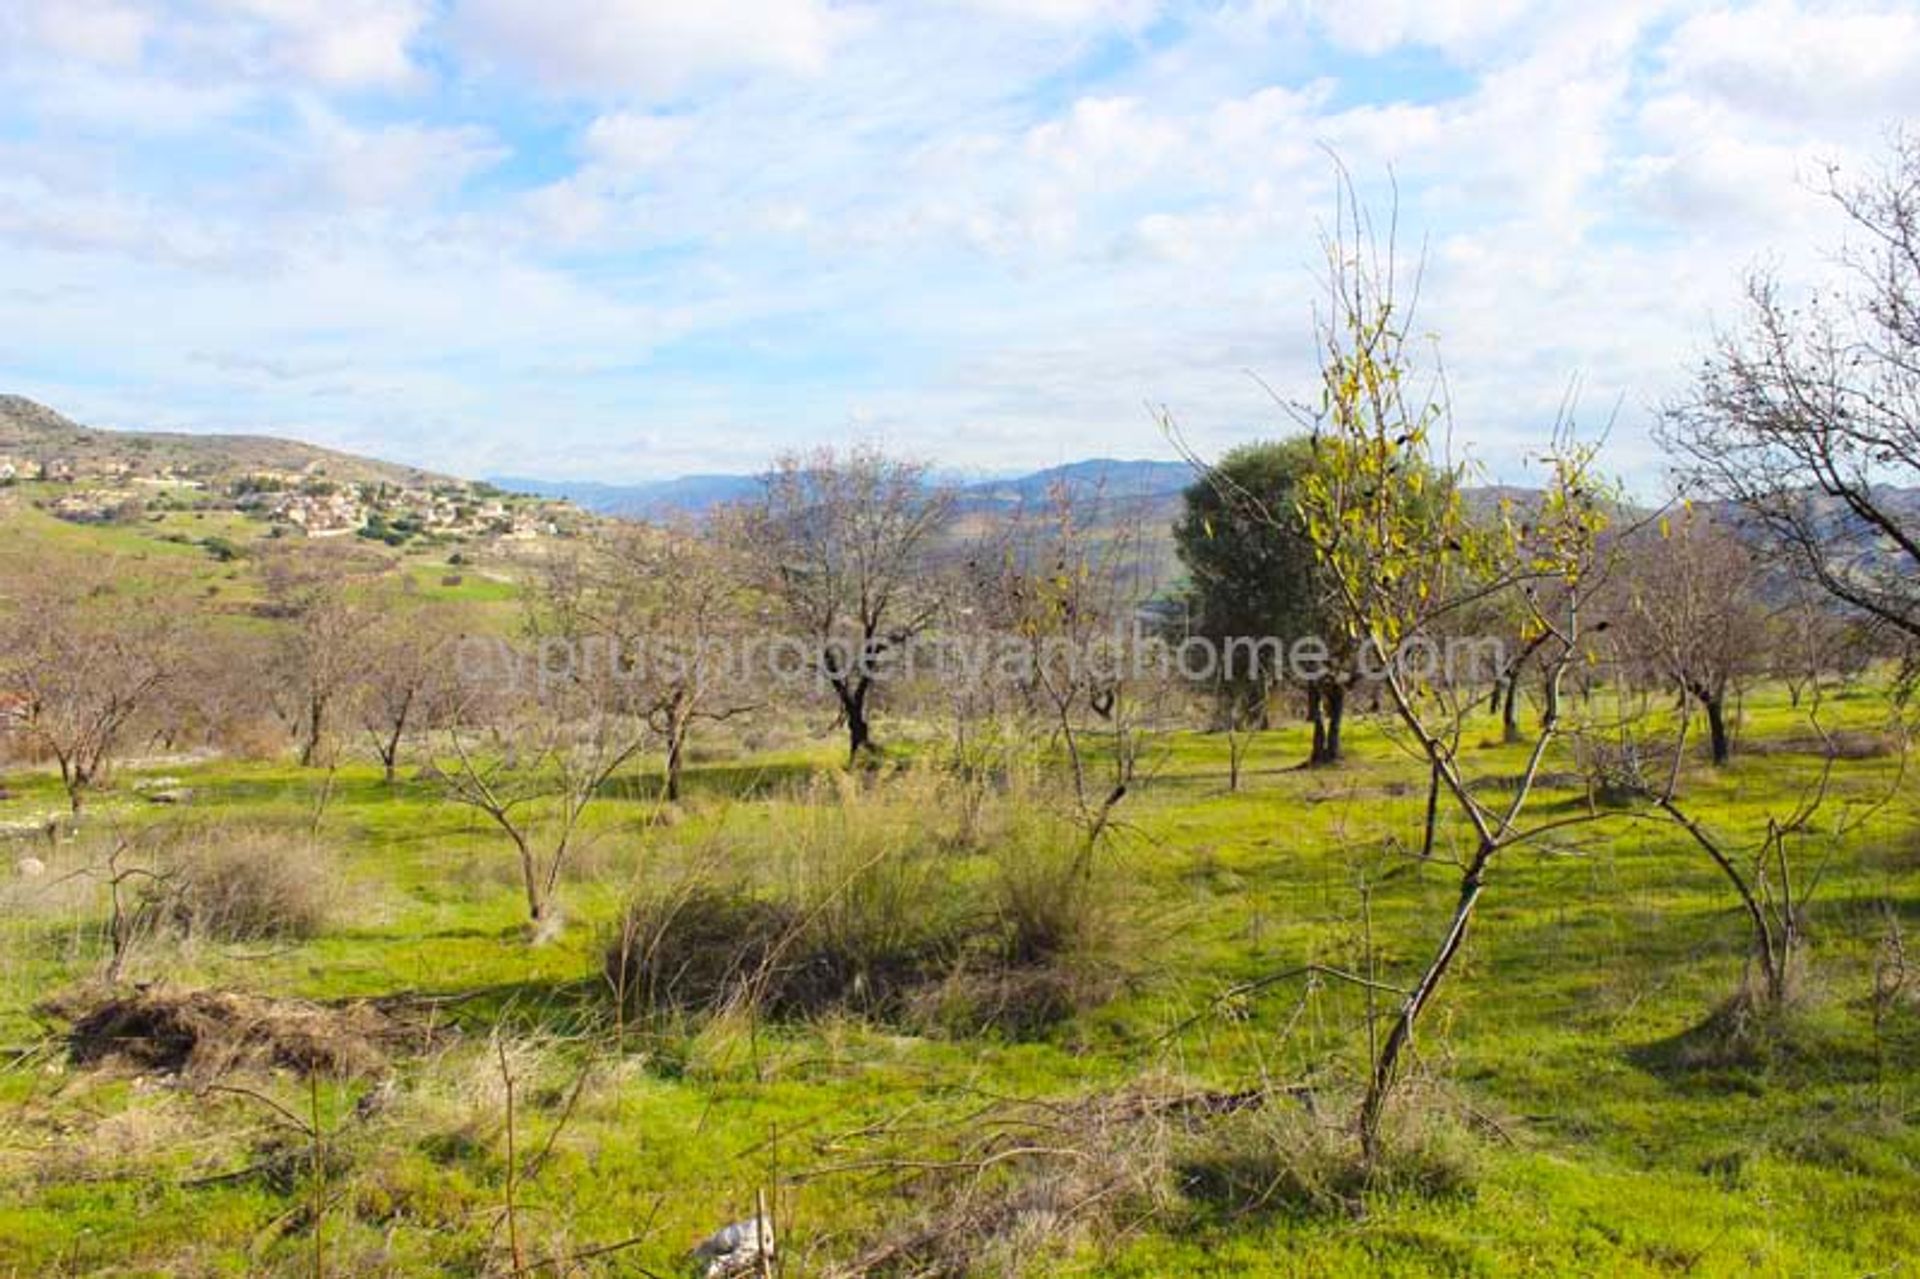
[0,449,567,545]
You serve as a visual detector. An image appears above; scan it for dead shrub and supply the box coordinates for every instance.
[607,879,962,1023]
[1631,979,1848,1079]
[607,884,806,1016]
[49,985,410,1080]
[910,832,1128,1038]
[161,829,332,941]
[991,835,1106,967]
[822,1084,1275,1278]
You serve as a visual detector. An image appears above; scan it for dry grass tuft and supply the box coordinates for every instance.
[1174,1087,1479,1219]
[160,828,334,941]
[605,779,1131,1036]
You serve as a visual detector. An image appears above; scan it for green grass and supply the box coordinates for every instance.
[1,684,1916,1276]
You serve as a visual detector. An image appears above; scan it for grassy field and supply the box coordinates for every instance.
[1,686,1916,1277]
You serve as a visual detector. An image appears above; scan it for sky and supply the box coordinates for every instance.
[2,1,1918,488]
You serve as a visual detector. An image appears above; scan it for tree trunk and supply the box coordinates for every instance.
[1360,852,1489,1159]
[1306,683,1327,766]
[1318,681,1346,765]
[841,680,875,763]
[381,692,413,784]
[1703,692,1731,766]
[664,722,687,803]
[1500,677,1522,744]
[517,841,547,925]
[300,696,326,768]
[61,757,87,815]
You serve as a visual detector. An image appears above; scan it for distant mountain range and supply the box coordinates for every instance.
[493,458,1199,519]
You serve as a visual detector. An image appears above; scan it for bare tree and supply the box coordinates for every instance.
[1618,512,1767,765]
[260,546,372,768]
[0,571,183,814]
[431,553,656,931]
[965,481,1166,861]
[436,655,650,934]
[562,521,760,803]
[1660,134,1920,648]
[356,598,464,783]
[728,446,954,763]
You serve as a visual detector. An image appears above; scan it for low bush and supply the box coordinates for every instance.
[1176,1091,1479,1218]
[160,829,332,941]
[606,770,1131,1035]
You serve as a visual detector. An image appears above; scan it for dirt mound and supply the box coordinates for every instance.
[50,987,416,1080]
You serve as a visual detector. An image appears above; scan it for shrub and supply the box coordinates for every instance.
[606,884,803,1016]
[992,834,1103,966]
[161,830,332,941]
[606,774,1131,1035]
[1176,1092,1478,1218]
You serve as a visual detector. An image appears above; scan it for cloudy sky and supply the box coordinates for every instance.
[2,1,1916,486]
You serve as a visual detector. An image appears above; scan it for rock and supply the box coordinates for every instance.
[14,856,45,878]
[693,1216,773,1278]
[144,788,193,806]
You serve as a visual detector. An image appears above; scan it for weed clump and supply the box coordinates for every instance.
[1175,1092,1479,1219]
[605,884,810,1015]
[161,829,333,941]
[605,772,1131,1036]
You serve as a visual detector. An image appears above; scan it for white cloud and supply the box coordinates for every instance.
[0,0,152,65]
[5,0,1920,482]
[199,0,430,89]
[1303,0,1537,59]
[301,117,508,208]
[450,0,846,96]
[953,0,1158,27]
[1659,1,1920,127]
[1025,97,1184,187]
[584,113,694,170]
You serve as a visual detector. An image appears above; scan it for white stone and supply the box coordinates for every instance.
[693,1217,773,1278]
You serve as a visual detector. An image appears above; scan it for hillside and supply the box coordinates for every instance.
[0,395,450,489]
[0,394,577,547]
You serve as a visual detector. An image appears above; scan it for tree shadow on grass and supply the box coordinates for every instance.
[598,756,825,805]
[1625,993,1881,1095]
[373,975,608,1039]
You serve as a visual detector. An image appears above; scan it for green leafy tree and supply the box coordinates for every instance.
[1172,438,1353,768]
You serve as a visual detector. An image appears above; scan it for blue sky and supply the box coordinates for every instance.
[3,1,1918,487]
